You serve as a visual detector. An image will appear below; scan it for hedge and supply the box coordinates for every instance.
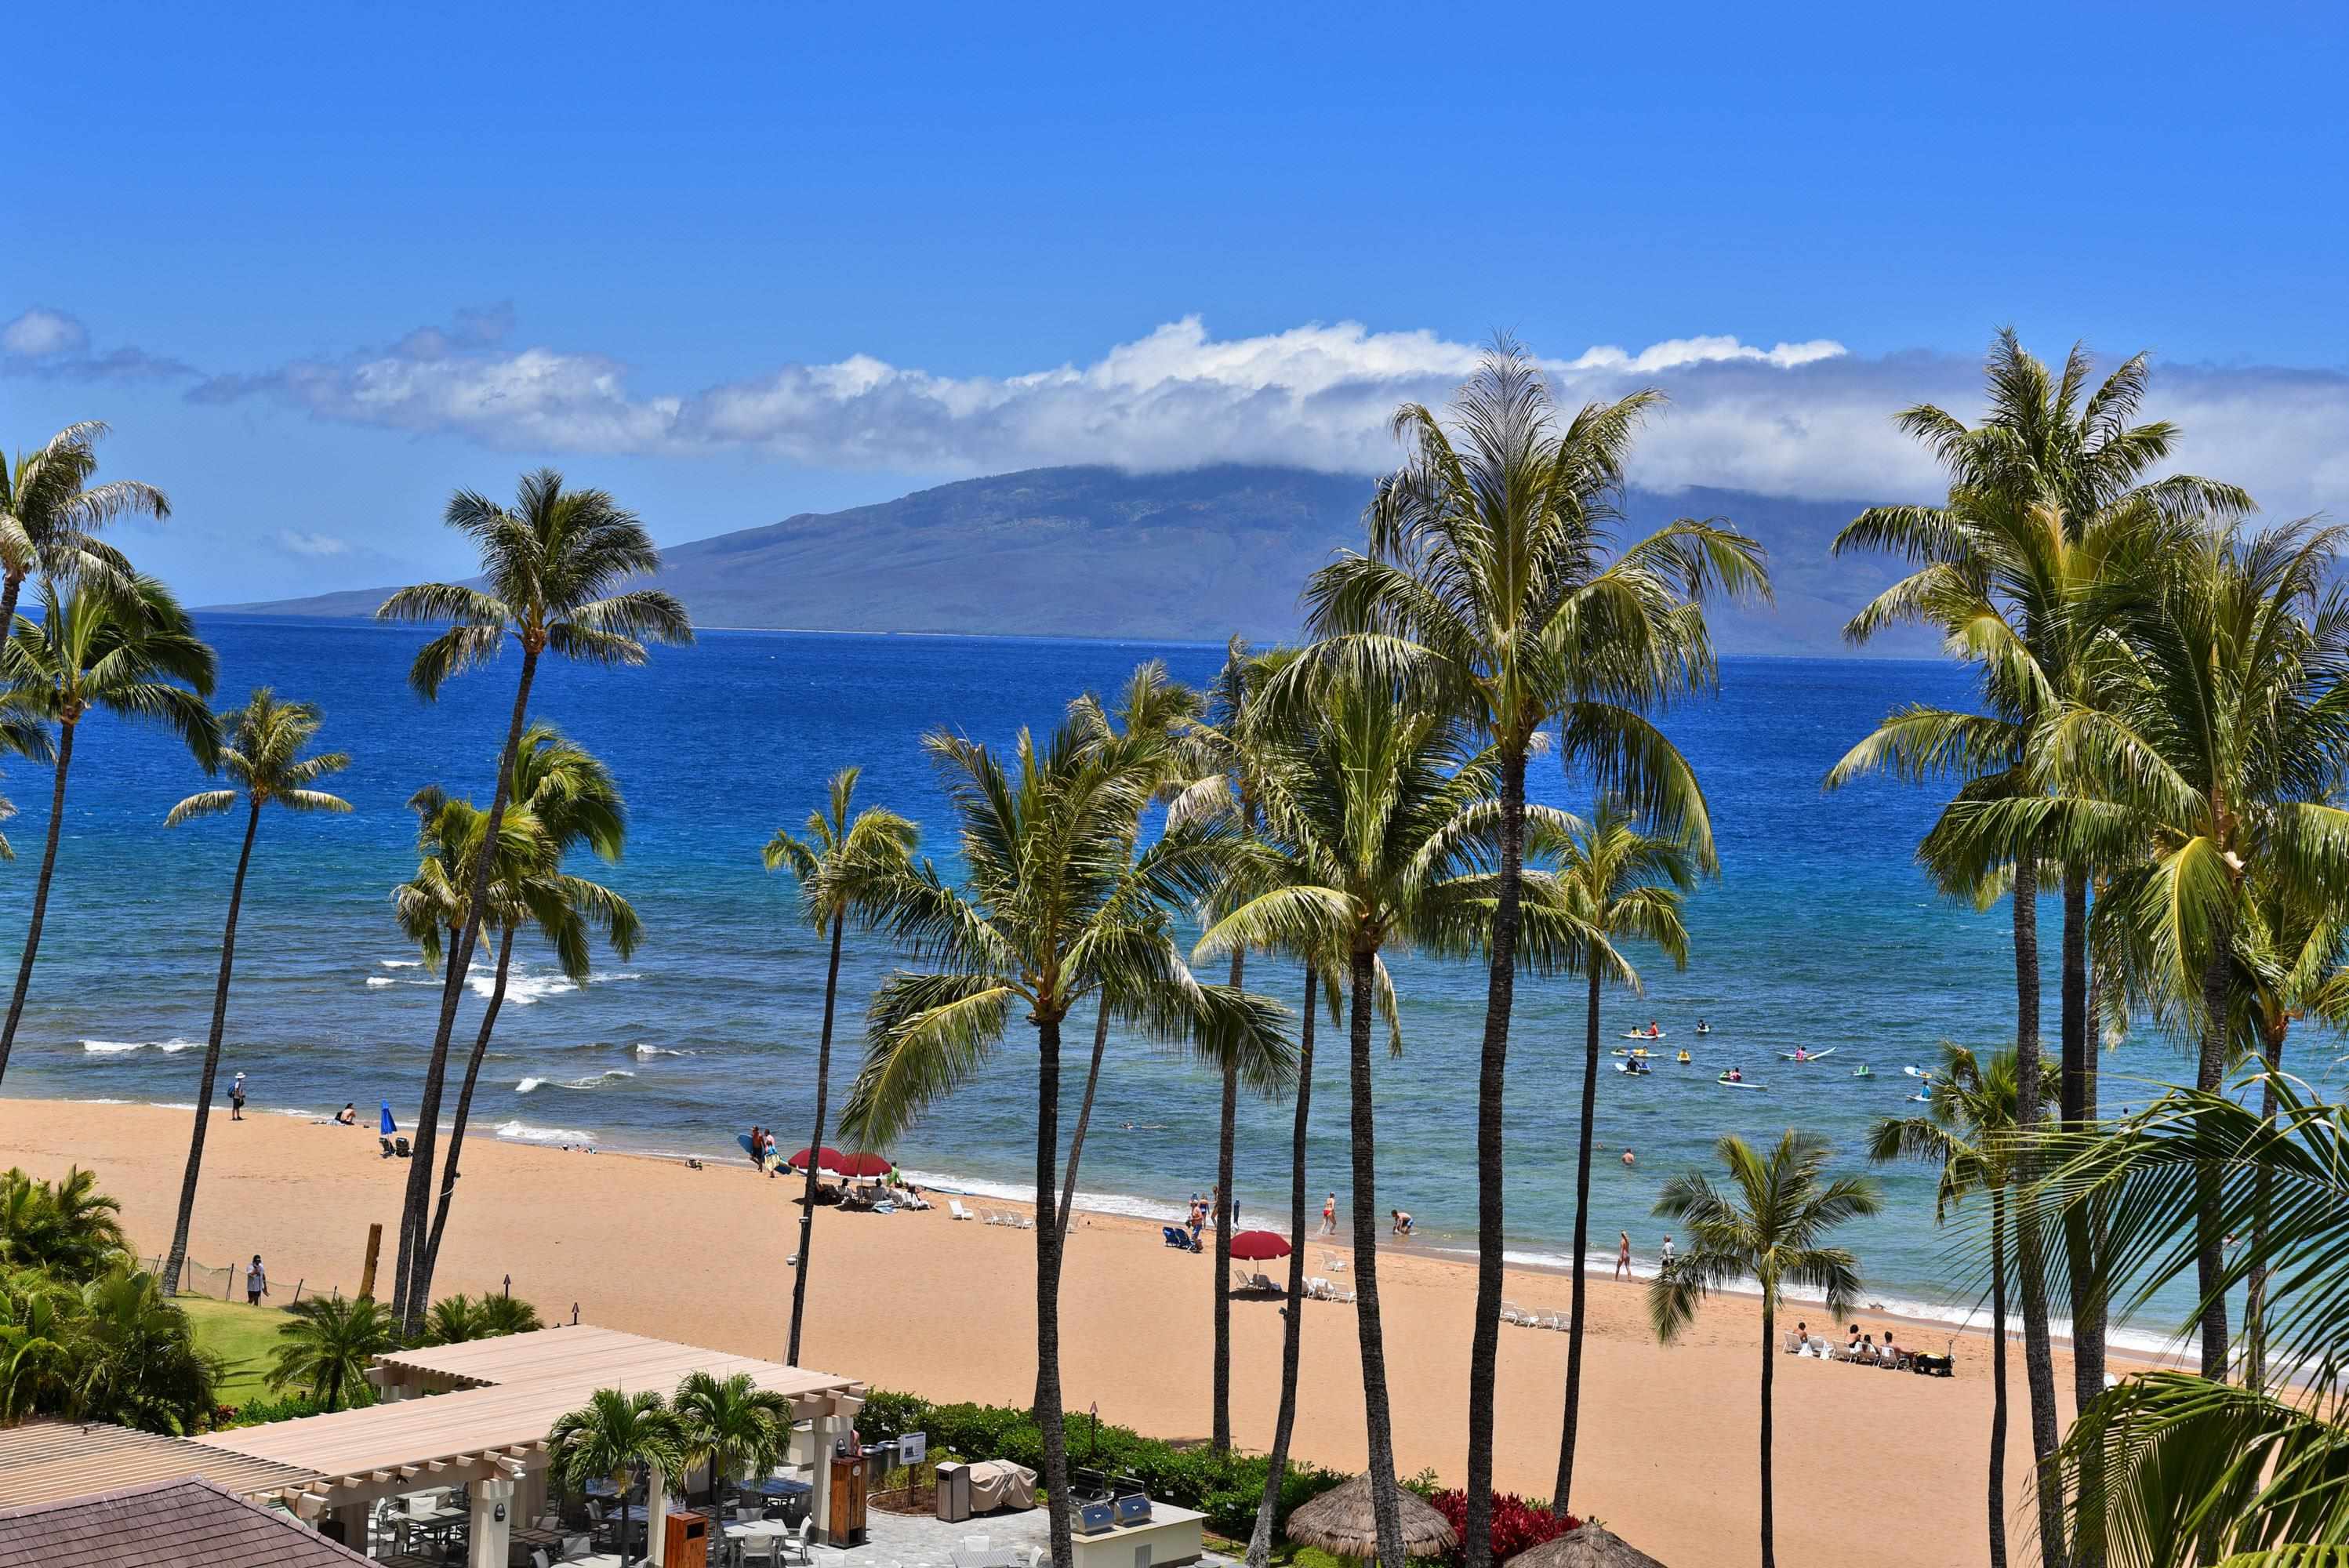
[855,1390,1347,1539]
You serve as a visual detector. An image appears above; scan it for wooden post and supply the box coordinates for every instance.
[359,1222,383,1301]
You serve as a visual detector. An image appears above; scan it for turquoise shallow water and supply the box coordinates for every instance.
[0,616,2300,1345]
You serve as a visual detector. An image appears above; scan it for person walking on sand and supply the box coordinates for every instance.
[1320,1192,1338,1236]
[230,1073,248,1120]
[245,1254,268,1305]
[1615,1232,1632,1281]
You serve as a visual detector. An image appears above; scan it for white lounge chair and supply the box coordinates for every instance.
[949,1200,975,1221]
[1501,1301,1527,1326]
[1323,1251,1349,1272]
[1016,1214,1037,1230]
[1306,1276,1333,1300]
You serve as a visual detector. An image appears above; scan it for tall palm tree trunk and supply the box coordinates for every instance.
[1348,946,1405,1568]
[2010,858,2070,1568]
[1055,1000,1113,1245]
[2245,1025,2284,1389]
[2195,941,2232,1381]
[1245,968,1316,1568]
[1033,1013,1074,1568]
[162,797,262,1295]
[419,924,517,1296]
[1464,748,1524,1568]
[1212,949,1243,1454]
[0,719,76,1086]
[2060,869,2104,1568]
[1759,1297,1777,1568]
[789,911,846,1367]
[1989,1192,2010,1568]
[395,647,539,1331]
[1553,961,1603,1508]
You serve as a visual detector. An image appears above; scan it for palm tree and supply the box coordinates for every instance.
[842,718,1291,1568]
[417,1291,545,1345]
[159,689,351,1297]
[267,1294,398,1414]
[411,726,641,1305]
[1869,1045,2049,1568]
[763,765,918,1367]
[1650,1131,1881,1568]
[0,575,217,1087]
[67,1265,220,1434]
[377,468,689,1334]
[1061,659,1211,1243]
[1959,516,2349,1384]
[0,1165,126,1282]
[1833,332,2252,1504]
[1545,802,1691,1511]
[1194,674,1580,1568]
[2032,1069,2349,1564]
[673,1370,791,1512]
[0,420,165,636]
[1304,340,1762,1563]
[550,1388,687,1568]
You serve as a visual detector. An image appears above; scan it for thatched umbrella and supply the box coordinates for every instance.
[1505,1523,1669,1568]
[1283,1475,1458,1561]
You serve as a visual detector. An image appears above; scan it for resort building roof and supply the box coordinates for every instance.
[0,1475,375,1568]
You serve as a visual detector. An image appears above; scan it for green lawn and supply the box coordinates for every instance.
[181,1296,285,1406]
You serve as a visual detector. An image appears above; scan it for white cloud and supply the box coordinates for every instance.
[270,529,354,557]
[19,302,2340,518]
[2,307,89,358]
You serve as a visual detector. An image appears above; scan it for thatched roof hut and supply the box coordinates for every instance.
[1504,1523,1669,1568]
[1283,1475,1460,1561]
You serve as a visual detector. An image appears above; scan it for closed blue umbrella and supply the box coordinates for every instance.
[380,1102,397,1136]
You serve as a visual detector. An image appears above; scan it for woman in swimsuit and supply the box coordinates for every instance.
[1615,1232,1632,1280]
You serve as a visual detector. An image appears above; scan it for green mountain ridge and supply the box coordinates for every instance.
[207,463,1936,656]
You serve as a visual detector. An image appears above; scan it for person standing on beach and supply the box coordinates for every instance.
[245,1254,267,1305]
[1615,1232,1632,1280]
[230,1073,247,1120]
[1321,1192,1337,1236]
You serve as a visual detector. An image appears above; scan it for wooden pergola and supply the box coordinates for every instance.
[188,1325,866,1567]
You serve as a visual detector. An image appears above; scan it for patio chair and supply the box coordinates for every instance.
[779,1519,817,1567]
[532,1553,554,1568]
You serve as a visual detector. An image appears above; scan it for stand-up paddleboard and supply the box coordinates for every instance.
[1903,1065,1935,1080]
[1777,1047,1837,1062]
[1907,1090,1933,1103]
[1716,1077,1767,1091]
[1620,1030,1667,1040]
[1613,1047,1656,1058]
[1614,1059,1652,1076]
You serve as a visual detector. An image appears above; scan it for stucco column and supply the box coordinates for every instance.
[811,1414,834,1535]
[646,1462,670,1566]
[470,1477,514,1568]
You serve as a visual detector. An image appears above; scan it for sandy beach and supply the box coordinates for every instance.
[1,1097,2146,1568]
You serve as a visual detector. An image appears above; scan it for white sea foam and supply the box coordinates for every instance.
[588,970,643,984]
[630,1044,688,1058]
[156,1039,201,1053]
[379,959,423,969]
[515,1076,548,1095]
[365,977,397,989]
[82,1040,147,1054]
[517,1070,634,1094]
[494,1119,596,1145]
[474,971,577,1005]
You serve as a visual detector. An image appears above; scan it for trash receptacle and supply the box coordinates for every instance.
[935,1461,971,1523]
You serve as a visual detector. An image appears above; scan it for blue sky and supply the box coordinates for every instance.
[6,2,2346,601]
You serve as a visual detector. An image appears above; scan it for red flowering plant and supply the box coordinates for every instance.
[1427,1489,1582,1566]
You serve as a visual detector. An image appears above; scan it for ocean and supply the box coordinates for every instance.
[0,615,2284,1349]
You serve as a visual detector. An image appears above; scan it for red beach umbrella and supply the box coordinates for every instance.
[787,1146,848,1174]
[837,1152,893,1179]
[1228,1230,1292,1261]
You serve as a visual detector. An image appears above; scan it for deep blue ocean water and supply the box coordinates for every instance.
[0,616,2287,1343]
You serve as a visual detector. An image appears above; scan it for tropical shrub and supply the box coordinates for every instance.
[852,1389,1345,1538]
[1426,1488,1581,1566]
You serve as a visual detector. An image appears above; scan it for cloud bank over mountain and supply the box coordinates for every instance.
[9,304,2347,518]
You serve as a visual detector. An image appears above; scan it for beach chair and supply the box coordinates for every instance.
[379,1135,398,1159]
[1323,1251,1349,1272]
[1232,1268,1255,1294]
[1015,1213,1037,1230]
[1501,1301,1527,1326]
[1306,1277,1332,1300]
[1162,1225,1193,1250]
[1250,1272,1276,1292]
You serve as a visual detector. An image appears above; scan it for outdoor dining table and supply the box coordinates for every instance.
[720,1519,796,1568]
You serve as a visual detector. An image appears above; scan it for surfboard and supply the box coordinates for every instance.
[1903,1065,1935,1080]
[1716,1079,1768,1091]
[737,1135,782,1171]
[1619,1031,1667,1040]
[1777,1047,1837,1062]
[1614,1060,1652,1076]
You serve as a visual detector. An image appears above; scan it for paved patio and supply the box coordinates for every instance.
[815,1504,1234,1568]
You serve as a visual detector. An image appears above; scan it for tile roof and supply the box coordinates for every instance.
[0,1422,322,1512]
[0,1475,372,1568]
